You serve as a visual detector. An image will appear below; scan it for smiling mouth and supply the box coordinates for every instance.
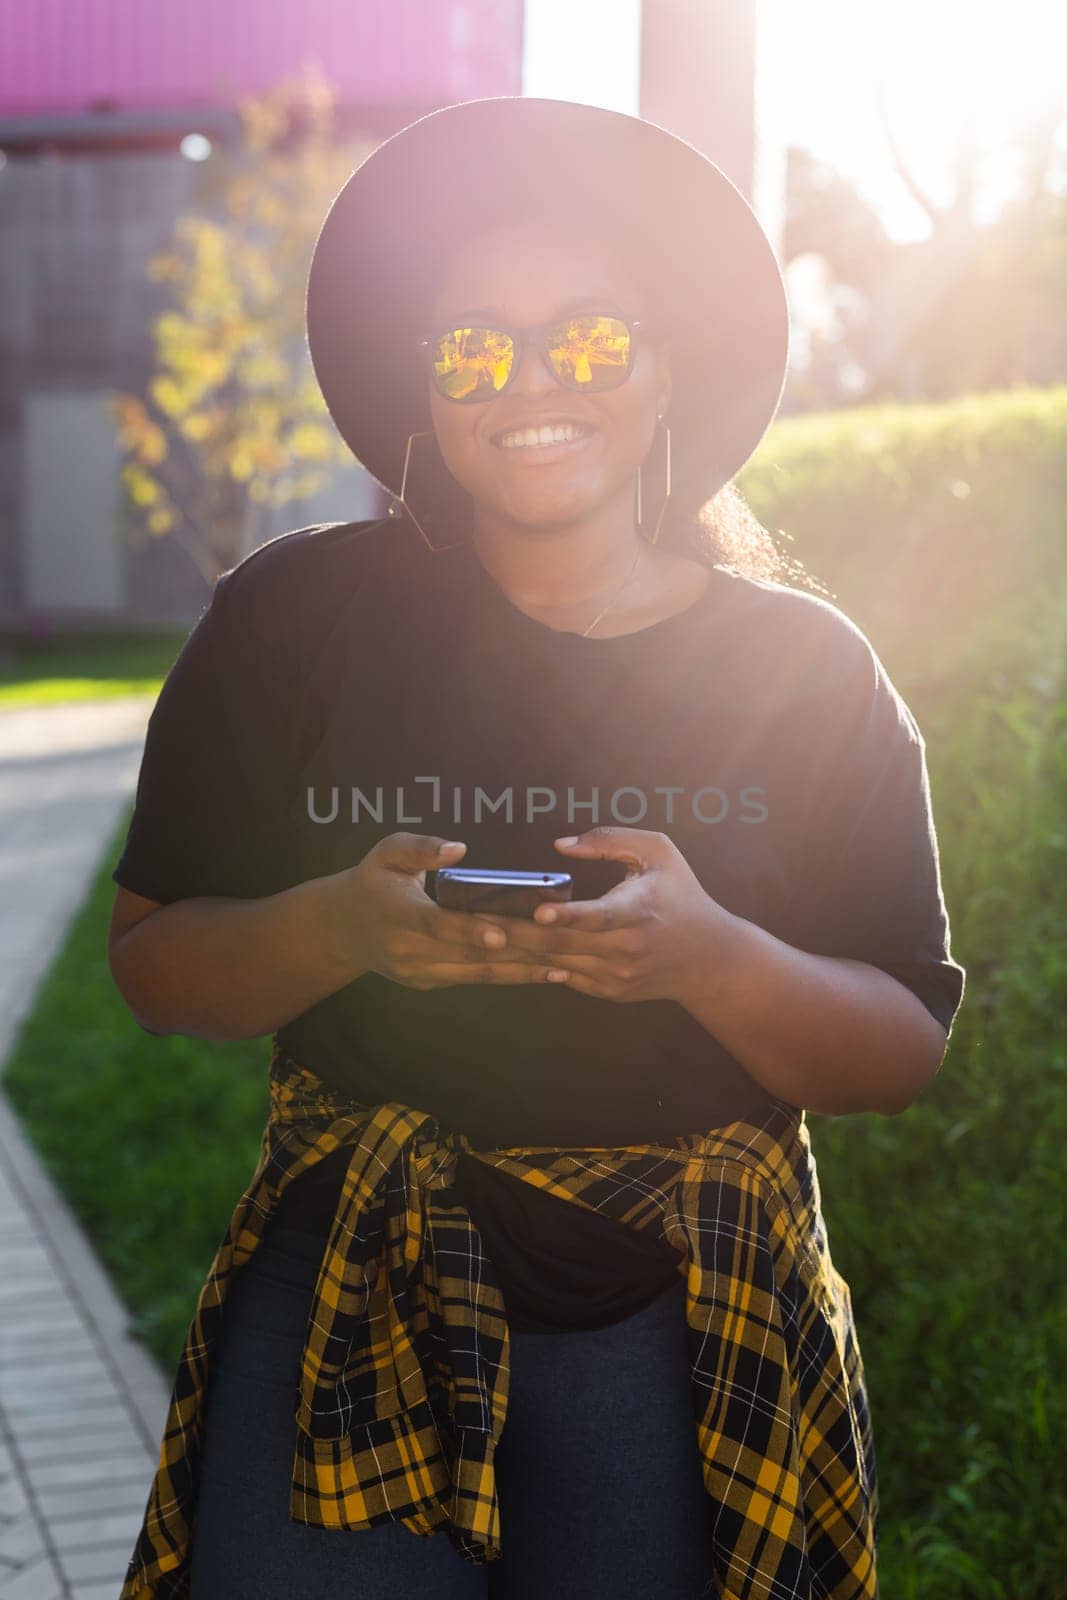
[491,422,598,459]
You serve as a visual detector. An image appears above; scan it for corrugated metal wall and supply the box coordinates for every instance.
[0,0,522,116]
[0,0,524,628]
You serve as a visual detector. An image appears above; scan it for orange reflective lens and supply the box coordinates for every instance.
[431,326,515,401]
[426,314,636,403]
[547,315,633,389]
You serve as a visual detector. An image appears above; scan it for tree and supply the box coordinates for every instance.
[861,73,1067,401]
[783,149,898,411]
[109,67,373,581]
[783,69,1067,409]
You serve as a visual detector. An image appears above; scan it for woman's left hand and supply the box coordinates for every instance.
[486,826,739,1003]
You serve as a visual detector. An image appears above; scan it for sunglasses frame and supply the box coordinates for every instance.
[417,311,647,404]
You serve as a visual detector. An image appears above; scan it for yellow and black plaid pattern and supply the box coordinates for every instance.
[121,1041,879,1598]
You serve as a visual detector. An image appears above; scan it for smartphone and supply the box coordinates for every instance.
[433,867,573,917]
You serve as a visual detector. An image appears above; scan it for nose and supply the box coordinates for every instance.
[507,334,560,398]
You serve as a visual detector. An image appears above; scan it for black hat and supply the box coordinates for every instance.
[306,96,790,542]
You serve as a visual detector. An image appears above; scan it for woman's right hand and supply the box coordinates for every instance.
[323,833,557,991]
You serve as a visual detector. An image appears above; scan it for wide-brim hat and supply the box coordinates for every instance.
[306,95,790,542]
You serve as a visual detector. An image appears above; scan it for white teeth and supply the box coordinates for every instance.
[497,423,588,449]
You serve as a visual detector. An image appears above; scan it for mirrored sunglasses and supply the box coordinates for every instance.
[419,312,644,403]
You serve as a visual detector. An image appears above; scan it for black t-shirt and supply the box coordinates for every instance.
[112,515,965,1329]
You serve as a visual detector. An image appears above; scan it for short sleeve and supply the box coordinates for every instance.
[112,565,283,905]
[775,614,966,1034]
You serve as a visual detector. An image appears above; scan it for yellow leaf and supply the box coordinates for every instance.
[288,423,333,462]
[122,464,162,507]
[257,194,285,228]
[148,507,175,535]
[150,376,187,419]
[196,351,232,389]
[179,413,214,442]
[238,351,288,388]
[141,422,168,464]
[155,311,191,346]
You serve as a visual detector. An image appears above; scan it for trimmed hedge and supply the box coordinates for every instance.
[3,383,1064,1593]
[738,383,1067,1593]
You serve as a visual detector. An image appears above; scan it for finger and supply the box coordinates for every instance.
[380,832,468,873]
[468,914,628,955]
[543,968,619,1000]
[420,903,513,950]
[532,877,649,932]
[411,960,570,988]
[537,951,625,979]
[404,928,547,960]
[553,826,669,870]
[537,953,630,992]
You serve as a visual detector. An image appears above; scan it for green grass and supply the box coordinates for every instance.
[0,629,185,706]
[0,812,269,1366]
[807,667,1067,1596]
[3,385,1066,1591]
[5,676,1063,1591]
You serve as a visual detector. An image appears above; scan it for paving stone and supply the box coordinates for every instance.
[7,1400,138,1439]
[0,699,169,1599]
[0,1550,66,1598]
[0,1313,87,1342]
[0,1466,31,1519]
[0,1305,87,1328]
[0,1342,105,1371]
[4,1355,114,1388]
[0,1280,63,1309]
[0,1256,54,1283]
[0,1229,50,1253]
[0,1255,44,1275]
[37,1475,153,1521]
[2,1367,124,1407]
[0,1305,83,1340]
[0,1261,64,1283]
[0,1301,83,1333]
[0,1262,51,1286]
[3,1399,129,1438]
[25,1452,156,1493]
[1,1376,123,1414]
[0,1248,64,1273]
[48,1503,145,1554]
[0,1302,77,1333]
[4,1361,117,1401]
[2,1358,112,1389]
[0,1508,49,1565]
[0,1288,75,1318]
[16,1421,148,1466]
[58,1542,138,1584]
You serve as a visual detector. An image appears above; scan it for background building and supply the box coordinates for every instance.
[1,0,775,629]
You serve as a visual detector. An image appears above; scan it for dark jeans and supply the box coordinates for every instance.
[188,1223,716,1599]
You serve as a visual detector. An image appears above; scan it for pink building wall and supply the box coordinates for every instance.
[0,0,522,117]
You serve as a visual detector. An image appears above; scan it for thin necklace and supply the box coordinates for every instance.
[580,542,645,638]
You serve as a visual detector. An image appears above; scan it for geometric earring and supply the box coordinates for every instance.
[393,430,469,553]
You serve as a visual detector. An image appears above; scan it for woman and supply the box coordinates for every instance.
[110,99,964,1599]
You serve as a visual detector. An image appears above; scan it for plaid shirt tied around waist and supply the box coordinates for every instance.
[121,1041,880,1599]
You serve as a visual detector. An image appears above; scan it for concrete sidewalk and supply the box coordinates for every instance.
[0,697,171,1600]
